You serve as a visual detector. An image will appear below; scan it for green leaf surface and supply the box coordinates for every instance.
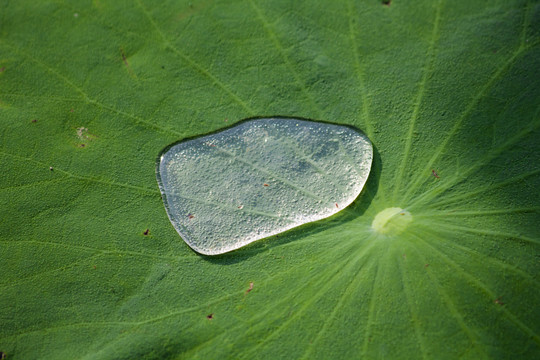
[1,0,539,359]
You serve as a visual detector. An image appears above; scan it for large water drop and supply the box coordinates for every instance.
[157,118,372,255]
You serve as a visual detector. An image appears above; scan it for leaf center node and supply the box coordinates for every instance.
[371,207,412,235]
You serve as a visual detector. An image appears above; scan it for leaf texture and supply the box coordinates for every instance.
[1,0,539,359]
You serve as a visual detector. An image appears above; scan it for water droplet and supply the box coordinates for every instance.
[157,118,372,255]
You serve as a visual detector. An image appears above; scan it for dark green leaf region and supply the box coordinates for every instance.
[1,0,539,359]
[157,118,372,255]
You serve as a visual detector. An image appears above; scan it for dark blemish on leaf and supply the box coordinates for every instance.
[31,119,37,123]
[245,282,254,294]
[161,65,165,69]
[49,166,54,171]
[263,183,269,187]
[382,0,391,6]
[79,143,86,148]
[494,297,505,306]
[206,313,214,320]
[143,229,150,236]
[188,214,194,219]
[120,48,129,67]
[93,265,97,270]
[431,169,440,179]
[120,48,137,79]
[335,203,339,208]
[0,351,6,359]
[238,205,244,209]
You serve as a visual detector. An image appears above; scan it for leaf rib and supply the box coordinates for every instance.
[403,2,538,203]
[181,241,360,358]
[397,252,430,360]
[361,253,384,357]
[248,0,325,118]
[135,0,256,116]
[413,232,540,346]
[2,42,182,137]
[301,240,377,359]
[407,116,540,209]
[347,0,373,138]
[392,0,443,203]
[215,146,326,202]
[0,150,159,196]
[239,242,370,359]
[407,240,487,357]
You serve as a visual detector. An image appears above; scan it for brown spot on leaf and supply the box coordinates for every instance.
[31,119,37,123]
[188,214,194,219]
[120,48,137,78]
[263,183,269,187]
[494,297,505,306]
[245,282,254,294]
[431,170,440,179]
[120,48,129,67]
